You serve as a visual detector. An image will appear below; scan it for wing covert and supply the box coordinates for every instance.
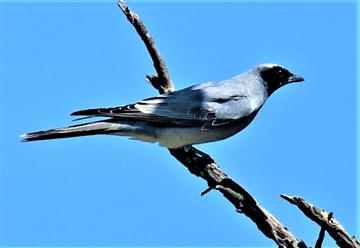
[71,80,257,128]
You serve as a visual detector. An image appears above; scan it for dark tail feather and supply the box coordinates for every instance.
[21,122,115,142]
[71,107,117,117]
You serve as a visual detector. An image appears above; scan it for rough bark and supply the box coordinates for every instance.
[169,147,307,248]
[281,195,360,248]
[118,0,174,94]
[315,212,333,248]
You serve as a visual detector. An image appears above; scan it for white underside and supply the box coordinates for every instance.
[113,124,244,148]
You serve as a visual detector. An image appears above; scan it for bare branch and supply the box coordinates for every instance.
[314,212,333,248]
[117,1,310,247]
[281,195,360,248]
[118,0,174,94]
[170,147,308,248]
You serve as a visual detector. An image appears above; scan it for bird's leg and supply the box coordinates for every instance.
[189,146,214,163]
[183,145,192,152]
[169,146,214,176]
[189,146,207,156]
[187,146,215,168]
[169,146,216,196]
[182,146,217,196]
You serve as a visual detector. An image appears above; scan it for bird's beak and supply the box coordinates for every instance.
[287,74,304,83]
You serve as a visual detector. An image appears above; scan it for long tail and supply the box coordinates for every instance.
[21,121,118,142]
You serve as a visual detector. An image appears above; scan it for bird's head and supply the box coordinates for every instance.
[254,64,304,95]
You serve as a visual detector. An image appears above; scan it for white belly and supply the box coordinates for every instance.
[155,125,245,148]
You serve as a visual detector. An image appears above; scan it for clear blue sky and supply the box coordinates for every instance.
[1,1,358,247]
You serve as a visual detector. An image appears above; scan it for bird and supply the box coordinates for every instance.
[21,64,304,148]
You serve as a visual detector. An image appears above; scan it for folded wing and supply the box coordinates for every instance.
[71,81,255,128]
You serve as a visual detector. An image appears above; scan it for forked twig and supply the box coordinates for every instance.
[281,195,360,248]
[118,0,174,94]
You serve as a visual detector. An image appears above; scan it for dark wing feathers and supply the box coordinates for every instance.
[71,85,251,128]
[71,103,209,126]
[71,95,170,117]
[71,100,172,121]
[71,105,138,117]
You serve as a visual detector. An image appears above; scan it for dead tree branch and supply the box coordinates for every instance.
[117,1,307,247]
[314,212,333,248]
[169,147,308,248]
[118,0,174,94]
[117,1,358,247]
[281,195,360,248]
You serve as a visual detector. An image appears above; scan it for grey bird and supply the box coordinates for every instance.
[21,64,304,148]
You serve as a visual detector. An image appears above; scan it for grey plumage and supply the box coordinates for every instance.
[21,64,304,148]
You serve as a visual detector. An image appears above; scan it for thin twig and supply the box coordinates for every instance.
[118,0,174,94]
[281,195,360,248]
[314,212,333,248]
